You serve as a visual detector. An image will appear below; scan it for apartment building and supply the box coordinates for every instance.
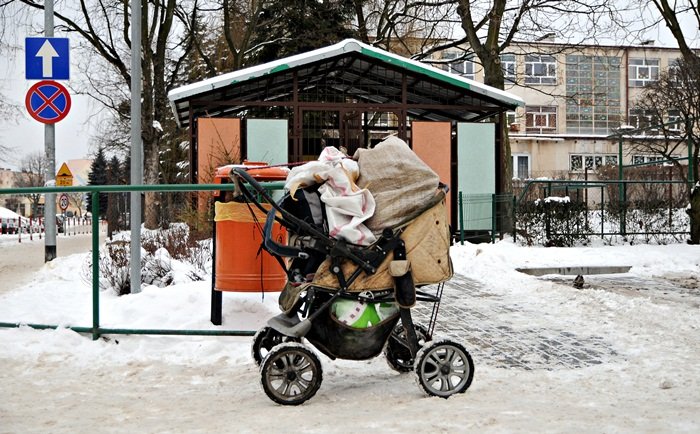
[439,39,687,182]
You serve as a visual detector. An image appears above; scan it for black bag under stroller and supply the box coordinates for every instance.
[230,158,474,405]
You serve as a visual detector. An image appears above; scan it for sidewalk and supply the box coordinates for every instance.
[415,274,617,370]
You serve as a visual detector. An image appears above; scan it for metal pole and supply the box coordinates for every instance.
[91,191,100,340]
[129,0,142,294]
[618,136,626,235]
[44,0,57,262]
[687,121,694,186]
[491,194,496,244]
[458,191,464,245]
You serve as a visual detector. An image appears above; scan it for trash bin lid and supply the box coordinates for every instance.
[215,161,289,182]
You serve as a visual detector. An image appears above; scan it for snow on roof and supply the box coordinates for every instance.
[0,206,21,219]
[168,39,524,114]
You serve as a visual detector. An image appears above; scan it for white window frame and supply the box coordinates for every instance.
[628,108,660,133]
[442,51,475,80]
[525,105,557,134]
[667,109,683,133]
[512,153,531,180]
[629,58,660,87]
[631,154,677,166]
[501,54,516,82]
[524,54,556,85]
[570,153,618,172]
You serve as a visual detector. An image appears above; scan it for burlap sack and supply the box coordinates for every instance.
[311,197,453,292]
[353,136,440,232]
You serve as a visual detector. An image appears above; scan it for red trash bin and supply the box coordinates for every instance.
[213,162,288,292]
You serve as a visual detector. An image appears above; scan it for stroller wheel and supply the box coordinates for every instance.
[414,340,474,398]
[384,322,431,373]
[251,326,300,366]
[260,343,323,405]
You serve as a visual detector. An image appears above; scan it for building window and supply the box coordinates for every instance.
[565,55,622,135]
[667,109,683,133]
[629,58,659,87]
[632,155,667,166]
[501,54,516,82]
[525,54,556,85]
[512,154,531,179]
[525,106,557,134]
[442,51,475,80]
[628,108,660,132]
[570,153,618,171]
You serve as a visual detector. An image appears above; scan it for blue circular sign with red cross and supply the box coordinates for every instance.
[25,80,71,124]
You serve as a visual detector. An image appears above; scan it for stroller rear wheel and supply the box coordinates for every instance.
[414,339,474,398]
[260,342,323,405]
[384,322,431,372]
[251,326,300,366]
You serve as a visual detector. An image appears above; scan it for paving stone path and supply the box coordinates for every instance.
[413,274,618,370]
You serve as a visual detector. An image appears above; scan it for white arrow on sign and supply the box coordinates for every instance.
[36,40,59,77]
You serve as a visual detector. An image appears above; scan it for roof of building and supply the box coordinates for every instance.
[168,38,524,127]
[64,159,92,186]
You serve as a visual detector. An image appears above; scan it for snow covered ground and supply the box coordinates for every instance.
[1,238,699,433]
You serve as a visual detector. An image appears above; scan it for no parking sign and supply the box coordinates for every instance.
[25,80,71,124]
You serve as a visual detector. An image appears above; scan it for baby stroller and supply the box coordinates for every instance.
[230,164,474,406]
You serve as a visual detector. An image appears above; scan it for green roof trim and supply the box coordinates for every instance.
[270,64,290,74]
[359,47,471,91]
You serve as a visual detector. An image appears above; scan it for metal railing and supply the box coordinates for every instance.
[0,181,284,340]
[515,179,690,243]
[457,192,516,244]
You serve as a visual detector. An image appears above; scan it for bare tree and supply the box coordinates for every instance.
[4,0,189,229]
[15,151,49,217]
[642,0,700,243]
[628,58,700,242]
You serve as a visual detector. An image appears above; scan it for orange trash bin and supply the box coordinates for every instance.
[213,163,288,292]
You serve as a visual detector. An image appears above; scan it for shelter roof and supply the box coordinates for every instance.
[168,39,524,127]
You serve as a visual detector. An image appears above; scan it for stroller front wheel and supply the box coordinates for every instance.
[260,342,323,405]
[414,339,474,398]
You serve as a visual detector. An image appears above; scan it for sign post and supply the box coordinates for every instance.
[24,1,71,262]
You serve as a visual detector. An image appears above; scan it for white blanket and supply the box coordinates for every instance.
[285,147,376,245]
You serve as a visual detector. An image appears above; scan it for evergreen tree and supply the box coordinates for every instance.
[86,147,109,217]
[106,155,123,237]
[250,0,358,65]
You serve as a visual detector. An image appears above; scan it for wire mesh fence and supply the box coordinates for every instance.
[459,179,691,246]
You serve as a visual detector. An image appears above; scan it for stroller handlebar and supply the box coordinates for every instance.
[230,167,378,275]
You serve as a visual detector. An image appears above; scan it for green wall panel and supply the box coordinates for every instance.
[246,119,288,165]
[457,123,495,230]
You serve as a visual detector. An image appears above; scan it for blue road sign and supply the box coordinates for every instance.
[25,37,70,80]
[25,80,71,124]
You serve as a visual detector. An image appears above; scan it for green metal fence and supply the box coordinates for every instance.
[0,182,283,340]
[457,192,516,244]
[515,179,691,244]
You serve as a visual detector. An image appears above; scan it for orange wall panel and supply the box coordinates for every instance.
[197,118,241,184]
[412,121,452,215]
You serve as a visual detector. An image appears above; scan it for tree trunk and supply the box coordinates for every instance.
[482,55,512,194]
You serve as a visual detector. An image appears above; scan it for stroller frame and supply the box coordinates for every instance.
[230,168,473,405]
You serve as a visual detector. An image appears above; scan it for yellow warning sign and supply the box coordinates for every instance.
[56,162,73,187]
